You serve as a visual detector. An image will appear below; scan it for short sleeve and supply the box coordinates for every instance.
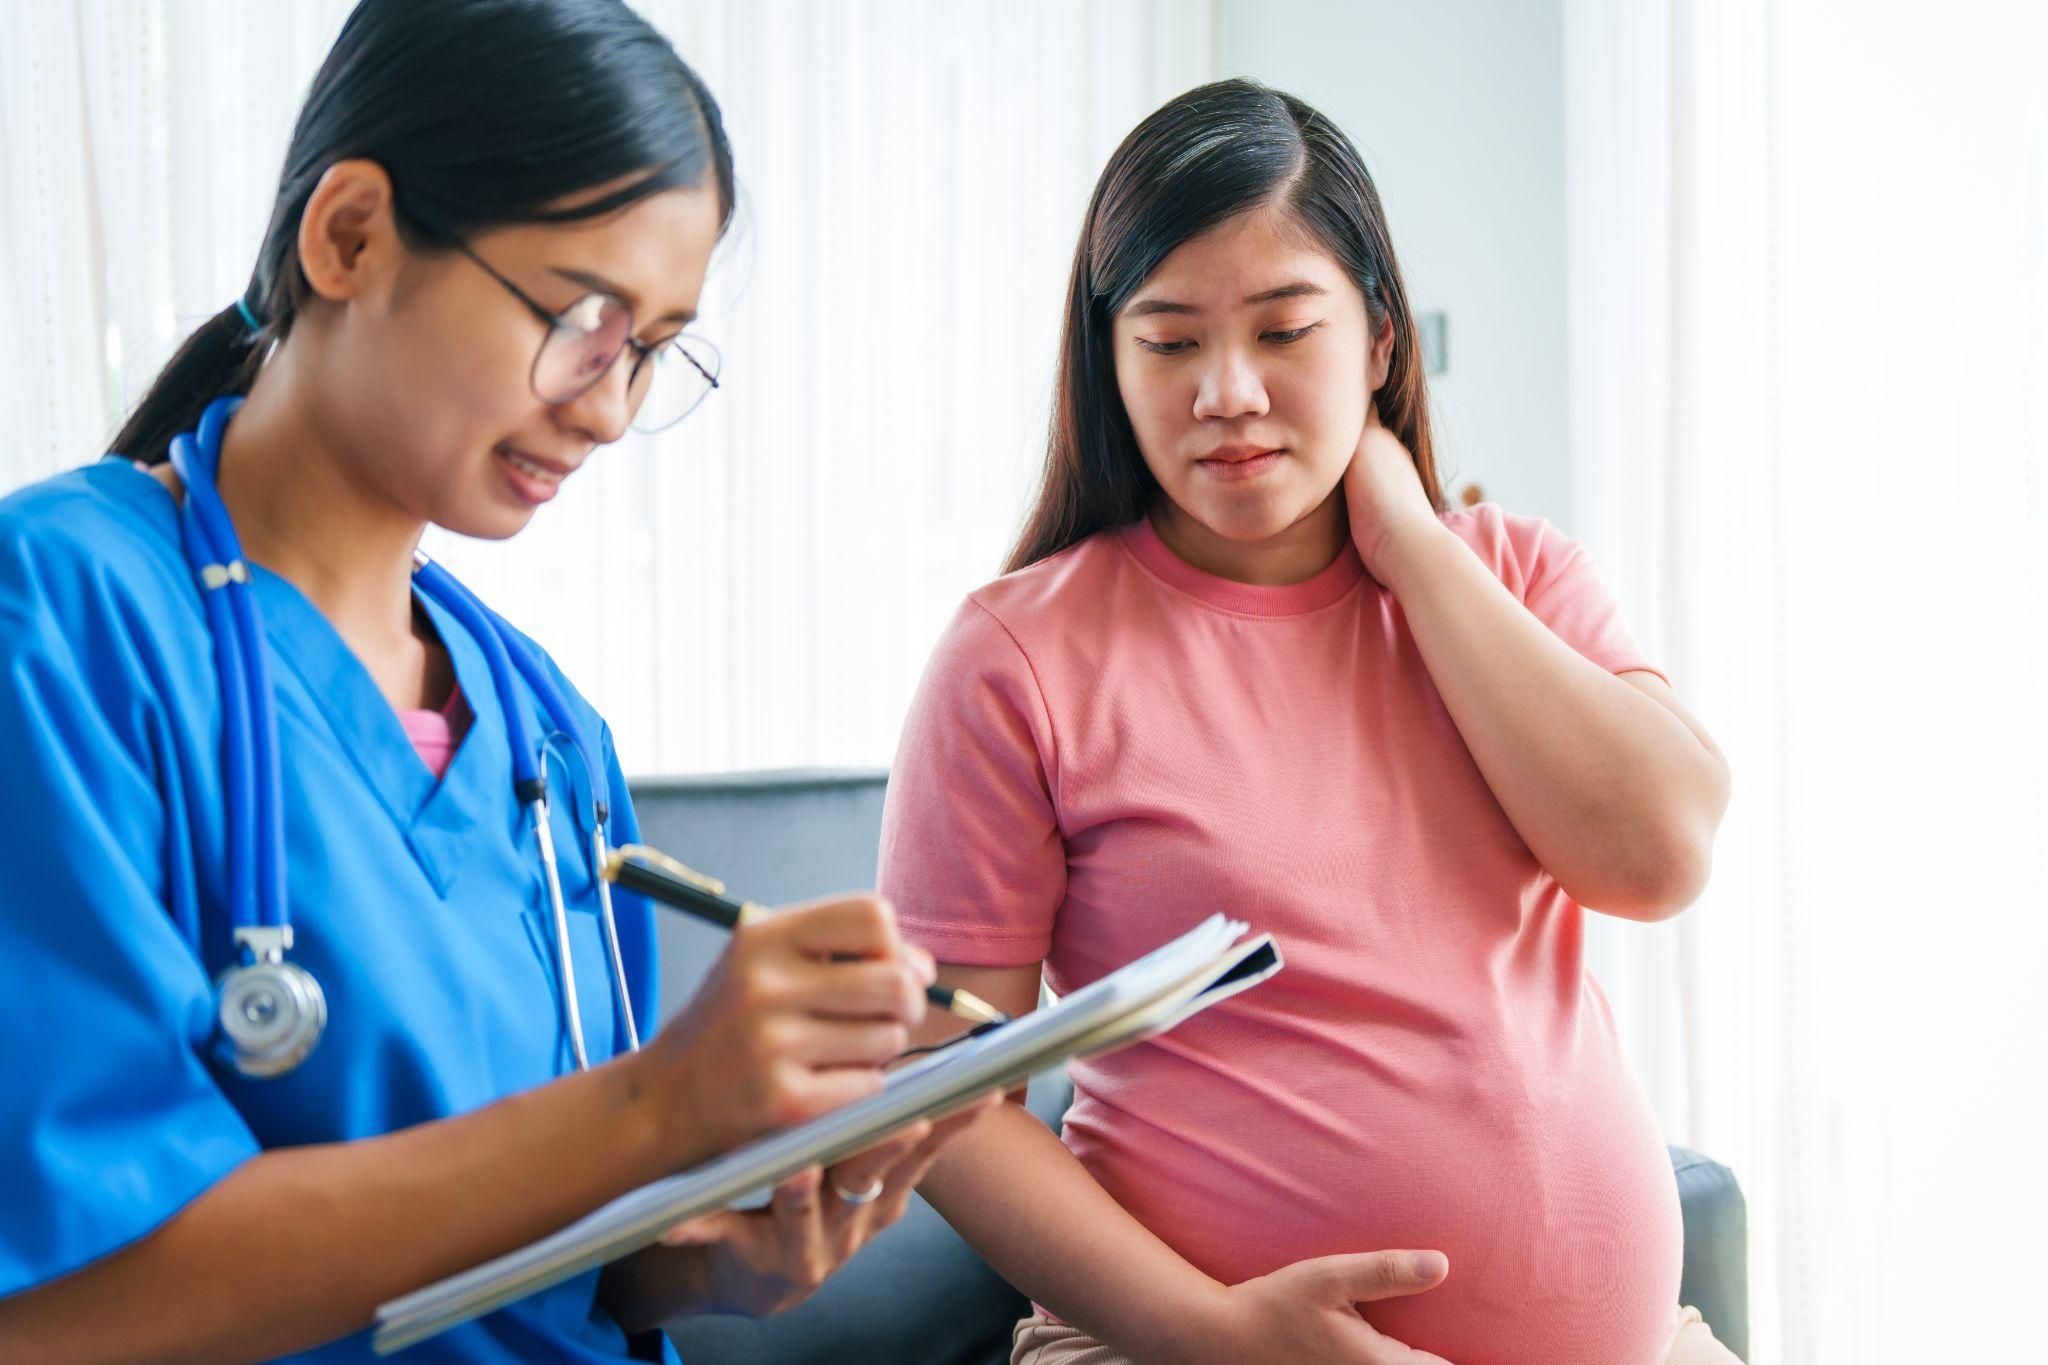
[1516,517,1669,685]
[878,598,1065,966]
[0,534,259,1298]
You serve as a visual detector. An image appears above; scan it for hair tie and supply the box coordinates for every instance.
[233,297,263,336]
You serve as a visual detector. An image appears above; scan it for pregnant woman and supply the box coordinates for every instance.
[880,80,1737,1365]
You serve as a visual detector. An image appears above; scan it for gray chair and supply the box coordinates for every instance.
[629,770,1748,1364]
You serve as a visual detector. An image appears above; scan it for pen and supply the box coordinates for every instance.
[602,844,1012,1026]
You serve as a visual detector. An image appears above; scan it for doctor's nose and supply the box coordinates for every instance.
[556,348,637,445]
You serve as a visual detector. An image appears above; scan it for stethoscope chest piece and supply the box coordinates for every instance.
[215,926,327,1078]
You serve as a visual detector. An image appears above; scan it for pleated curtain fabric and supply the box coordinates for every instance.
[1564,3,2048,1361]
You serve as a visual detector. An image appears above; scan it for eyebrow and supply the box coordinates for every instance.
[1123,280,1329,318]
[549,267,697,325]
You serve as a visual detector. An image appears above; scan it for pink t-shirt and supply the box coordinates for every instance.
[399,683,470,781]
[879,506,1685,1365]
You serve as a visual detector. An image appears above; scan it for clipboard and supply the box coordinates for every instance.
[372,912,1281,1354]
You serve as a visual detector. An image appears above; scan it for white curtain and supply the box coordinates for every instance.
[0,0,1213,775]
[1566,1,2048,1360]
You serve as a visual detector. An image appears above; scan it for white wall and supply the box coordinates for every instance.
[1212,0,1572,530]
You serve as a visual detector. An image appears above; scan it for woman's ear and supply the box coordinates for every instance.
[296,158,402,306]
[1367,314,1396,394]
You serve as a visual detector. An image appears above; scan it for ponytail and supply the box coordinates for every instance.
[112,298,268,466]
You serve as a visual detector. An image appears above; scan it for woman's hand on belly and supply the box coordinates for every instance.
[1186,1249,1456,1365]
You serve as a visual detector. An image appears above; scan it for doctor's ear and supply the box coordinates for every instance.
[295,159,401,306]
[1367,312,1395,394]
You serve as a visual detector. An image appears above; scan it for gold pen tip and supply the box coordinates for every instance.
[946,988,1010,1026]
[612,844,727,896]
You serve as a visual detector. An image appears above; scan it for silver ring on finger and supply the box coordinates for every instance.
[831,1176,884,1206]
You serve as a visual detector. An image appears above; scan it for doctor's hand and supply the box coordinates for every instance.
[1185,1249,1456,1365]
[651,1092,1003,1318]
[636,892,938,1166]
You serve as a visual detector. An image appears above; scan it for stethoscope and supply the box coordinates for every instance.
[168,395,640,1079]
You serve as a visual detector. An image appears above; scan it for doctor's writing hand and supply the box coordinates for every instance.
[1182,1250,1456,1365]
[651,1092,1002,1318]
[637,893,936,1165]
[1341,402,1443,590]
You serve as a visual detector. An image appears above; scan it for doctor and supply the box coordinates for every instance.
[0,2,990,1361]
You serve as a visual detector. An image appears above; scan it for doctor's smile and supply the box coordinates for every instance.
[494,442,580,505]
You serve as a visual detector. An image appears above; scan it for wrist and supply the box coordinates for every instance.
[1128,1276,1234,1365]
[603,1241,718,1332]
[652,1243,722,1321]
[1365,515,1461,598]
[614,1045,710,1179]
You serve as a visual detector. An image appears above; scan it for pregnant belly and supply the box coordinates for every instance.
[1067,1049,1684,1365]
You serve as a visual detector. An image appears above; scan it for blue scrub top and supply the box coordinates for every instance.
[0,460,678,1363]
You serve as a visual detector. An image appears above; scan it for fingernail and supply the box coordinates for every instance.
[1413,1252,1447,1280]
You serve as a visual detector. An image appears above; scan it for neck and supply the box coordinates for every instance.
[199,342,453,715]
[215,344,425,652]
[1148,490,1350,586]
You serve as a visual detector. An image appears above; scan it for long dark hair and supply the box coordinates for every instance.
[114,0,734,465]
[1006,78,1443,573]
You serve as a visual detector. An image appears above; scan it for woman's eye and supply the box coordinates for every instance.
[1135,338,1194,355]
[1263,322,1323,345]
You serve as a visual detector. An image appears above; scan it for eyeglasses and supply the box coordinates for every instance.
[451,239,721,433]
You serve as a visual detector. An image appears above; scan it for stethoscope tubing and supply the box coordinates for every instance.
[172,396,638,1075]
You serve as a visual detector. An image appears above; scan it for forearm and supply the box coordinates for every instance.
[0,1050,689,1364]
[1376,522,1729,918]
[919,1101,1222,1364]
